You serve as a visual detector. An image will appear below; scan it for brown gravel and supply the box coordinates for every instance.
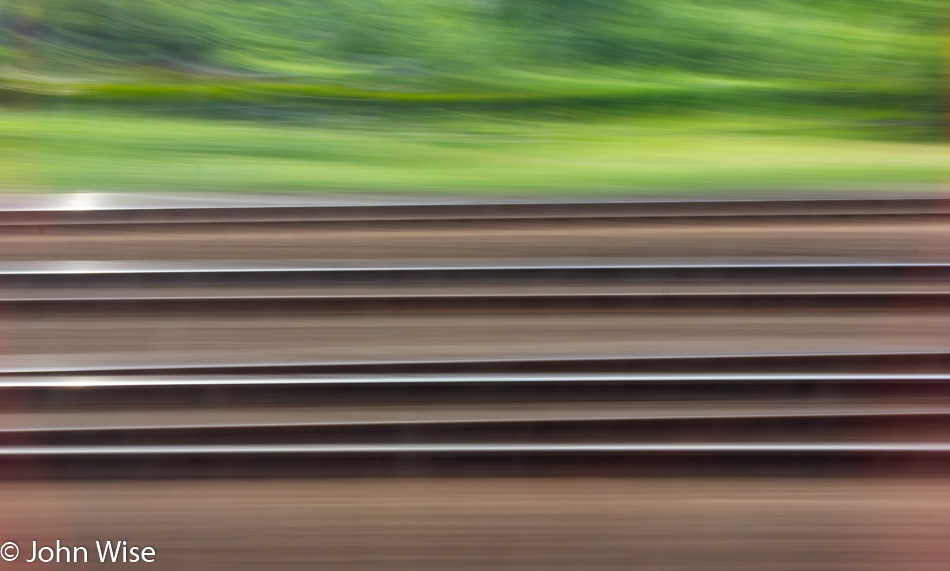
[4,219,950,261]
[0,478,948,570]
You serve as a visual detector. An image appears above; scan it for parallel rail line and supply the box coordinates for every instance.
[0,210,945,476]
[5,350,949,377]
[1,261,948,288]
[2,291,949,314]
[2,196,949,227]
[4,370,950,409]
[7,406,950,434]
[5,442,950,456]
[0,405,946,448]
[6,372,950,388]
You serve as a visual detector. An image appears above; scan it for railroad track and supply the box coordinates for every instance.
[3,350,950,477]
[2,260,948,288]
[6,195,947,263]
[3,196,949,478]
[2,260,946,316]
[6,350,950,376]
[1,195,949,228]
[3,292,950,316]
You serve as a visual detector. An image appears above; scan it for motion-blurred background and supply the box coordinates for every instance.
[0,0,944,192]
[0,2,949,571]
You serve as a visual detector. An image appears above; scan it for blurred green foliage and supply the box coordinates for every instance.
[1,0,216,63]
[0,0,942,192]
[1,109,945,192]
[0,0,942,111]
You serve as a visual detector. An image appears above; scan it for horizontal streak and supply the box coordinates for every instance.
[7,408,950,433]
[0,261,946,276]
[6,373,950,389]
[0,196,944,226]
[3,349,949,376]
[1,443,950,455]
[3,291,949,303]
[0,195,944,213]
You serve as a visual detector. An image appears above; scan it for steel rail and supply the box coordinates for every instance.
[1,291,948,315]
[3,350,948,377]
[0,261,946,289]
[5,407,950,434]
[2,260,947,275]
[1,196,949,227]
[2,372,948,409]
[2,442,950,455]
[3,372,950,389]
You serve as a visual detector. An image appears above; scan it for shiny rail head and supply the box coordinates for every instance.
[0,193,946,226]
[3,372,950,389]
[3,349,950,377]
[6,405,950,434]
[0,259,948,276]
[2,442,950,455]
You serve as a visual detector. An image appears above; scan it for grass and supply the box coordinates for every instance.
[0,0,940,195]
[1,109,945,194]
